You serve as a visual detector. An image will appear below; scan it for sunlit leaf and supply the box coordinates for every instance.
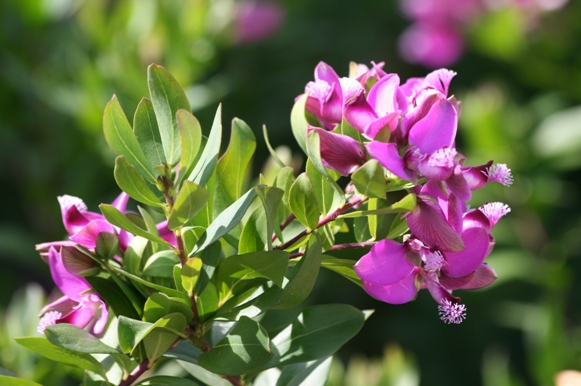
[168,181,209,230]
[288,173,320,231]
[114,156,163,207]
[189,105,222,187]
[177,109,203,186]
[133,97,165,169]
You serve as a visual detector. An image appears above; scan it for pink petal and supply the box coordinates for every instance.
[457,264,497,289]
[366,141,411,181]
[157,220,177,246]
[426,280,460,305]
[424,69,457,96]
[111,192,130,213]
[344,95,377,133]
[354,239,415,286]
[363,112,400,140]
[438,271,475,290]
[48,247,91,301]
[408,98,457,154]
[61,300,98,330]
[367,74,400,116]
[313,128,366,176]
[406,196,464,252]
[70,219,115,249]
[39,295,78,317]
[444,170,471,202]
[462,161,493,190]
[361,269,419,304]
[314,61,340,85]
[443,227,490,277]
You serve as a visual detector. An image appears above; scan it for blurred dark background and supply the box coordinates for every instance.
[2,1,581,385]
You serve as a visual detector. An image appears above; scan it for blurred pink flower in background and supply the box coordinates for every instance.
[235,1,285,44]
[398,0,568,67]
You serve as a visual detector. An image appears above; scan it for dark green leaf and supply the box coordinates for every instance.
[114,156,163,207]
[177,109,203,186]
[387,214,409,239]
[178,361,232,386]
[45,324,119,354]
[111,265,189,301]
[15,337,106,377]
[103,96,156,182]
[339,193,417,218]
[86,276,143,320]
[351,159,387,199]
[189,104,222,187]
[0,376,43,386]
[142,313,187,362]
[288,173,320,231]
[143,292,193,323]
[198,316,272,375]
[256,186,284,250]
[321,256,363,288]
[147,64,190,166]
[136,376,200,386]
[168,181,209,230]
[275,233,322,308]
[133,97,165,168]
[118,316,153,354]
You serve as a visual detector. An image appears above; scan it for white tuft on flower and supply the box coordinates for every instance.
[37,311,62,334]
[422,250,446,272]
[438,299,466,324]
[339,77,364,104]
[480,202,511,227]
[485,163,513,186]
[428,147,457,168]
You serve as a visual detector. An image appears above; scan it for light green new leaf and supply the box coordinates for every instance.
[339,193,417,219]
[147,64,191,166]
[192,187,258,255]
[134,97,165,168]
[198,316,272,375]
[274,166,294,225]
[168,181,209,230]
[177,109,203,186]
[238,206,267,254]
[217,118,256,205]
[291,94,308,154]
[288,173,320,231]
[142,250,180,278]
[351,159,387,199]
[275,233,322,309]
[265,304,365,367]
[306,159,335,216]
[189,104,222,187]
[0,376,43,386]
[114,156,164,207]
[99,204,173,248]
[44,324,119,354]
[103,96,156,182]
[181,257,203,296]
[143,292,193,323]
[15,337,106,378]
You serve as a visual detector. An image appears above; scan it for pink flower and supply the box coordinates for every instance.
[235,1,285,44]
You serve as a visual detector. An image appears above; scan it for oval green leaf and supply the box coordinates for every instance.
[114,156,164,207]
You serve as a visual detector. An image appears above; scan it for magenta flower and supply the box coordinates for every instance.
[235,1,285,44]
[38,247,108,334]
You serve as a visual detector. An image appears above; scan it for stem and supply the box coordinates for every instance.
[289,240,377,259]
[119,359,150,386]
[272,213,296,242]
[275,195,366,251]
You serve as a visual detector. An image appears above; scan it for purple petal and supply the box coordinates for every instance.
[424,69,457,96]
[361,269,419,304]
[313,128,366,176]
[344,95,377,133]
[367,74,400,116]
[462,209,491,233]
[462,161,493,190]
[363,112,400,140]
[48,247,91,301]
[438,271,475,290]
[408,98,457,154]
[157,220,177,246]
[457,264,497,290]
[443,227,490,277]
[426,280,460,305]
[61,299,98,330]
[444,169,471,202]
[314,61,340,85]
[70,219,115,249]
[111,192,130,213]
[366,141,411,181]
[39,295,78,317]
[406,196,464,252]
[354,239,415,286]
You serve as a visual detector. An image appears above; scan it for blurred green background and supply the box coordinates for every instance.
[2,0,581,385]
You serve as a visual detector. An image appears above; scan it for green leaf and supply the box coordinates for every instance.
[321,256,363,288]
[274,356,332,386]
[387,214,409,239]
[133,97,165,168]
[351,159,387,199]
[15,337,106,378]
[125,236,149,275]
[198,316,273,375]
[288,173,320,231]
[181,257,203,296]
[114,156,163,207]
[290,94,308,154]
[217,118,256,205]
[256,186,284,250]
[0,376,43,386]
[111,265,189,301]
[99,204,173,247]
[189,104,222,187]
[305,130,345,208]
[339,193,417,218]
[264,304,365,368]
[215,284,284,321]
[274,167,294,225]
[136,376,200,386]
[192,187,258,255]
[178,361,232,386]
[275,233,322,309]
[143,292,193,323]
[306,159,335,216]
[86,276,143,320]
[177,109,203,186]
[103,95,156,182]
[148,64,191,166]
[44,324,119,354]
[118,316,153,354]
[168,181,209,230]
[216,251,289,304]
[239,206,268,254]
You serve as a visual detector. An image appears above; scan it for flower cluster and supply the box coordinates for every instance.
[397,0,569,67]
[35,193,176,334]
[302,61,512,323]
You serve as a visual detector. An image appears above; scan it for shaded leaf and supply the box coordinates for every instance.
[114,156,163,207]
[45,324,119,354]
